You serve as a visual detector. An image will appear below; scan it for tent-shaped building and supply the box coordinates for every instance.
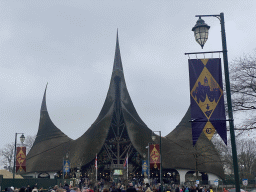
[25,34,224,184]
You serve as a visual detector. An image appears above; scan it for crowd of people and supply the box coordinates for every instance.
[4,182,218,192]
[5,185,43,192]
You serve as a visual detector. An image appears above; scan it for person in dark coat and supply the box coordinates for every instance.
[19,187,26,192]
[64,183,71,192]
[126,183,136,192]
[26,185,32,192]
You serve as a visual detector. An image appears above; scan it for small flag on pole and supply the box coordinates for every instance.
[123,154,128,168]
[95,154,97,169]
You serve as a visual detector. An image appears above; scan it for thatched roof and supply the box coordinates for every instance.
[26,34,224,179]
[165,107,224,179]
[26,85,72,173]
[0,170,23,179]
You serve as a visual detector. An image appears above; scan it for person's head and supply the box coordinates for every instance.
[74,187,80,192]
[103,189,109,192]
[19,187,26,192]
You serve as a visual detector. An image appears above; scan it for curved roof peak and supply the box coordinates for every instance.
[40,83,48,112]
[113,30,123,71]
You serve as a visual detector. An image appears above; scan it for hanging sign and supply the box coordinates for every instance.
[16,147,26,172]
[142,160,149,176]
[149,144,160,169]
[214,179,219,187]
[242,179,248,186]
[188,58,227,145]
[63,160,70,174]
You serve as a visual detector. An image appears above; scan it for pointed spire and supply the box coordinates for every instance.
[113,29,123,71]
[41,83,48,112]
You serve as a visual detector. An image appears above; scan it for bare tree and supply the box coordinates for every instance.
[0,134,36,171]
[212,135,233,174]
[0,143,14,172]
[212,136,256,179]
[237,139,256,178]
[230,52,256,131]
[24,135,36,153]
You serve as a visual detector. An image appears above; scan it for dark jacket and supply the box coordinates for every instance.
[126,187,136,192]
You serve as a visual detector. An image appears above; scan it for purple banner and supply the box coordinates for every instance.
[189,59,227,145]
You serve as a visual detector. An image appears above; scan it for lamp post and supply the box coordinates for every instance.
[146,143,151,180]
[191,12,240,192]
[13,133,25,179]
[152,131,162,192]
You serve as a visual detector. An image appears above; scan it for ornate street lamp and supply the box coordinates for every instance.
[13,133,25,180]
[192,17,210,49]
[190,12,240,192]
[20,134,25,144]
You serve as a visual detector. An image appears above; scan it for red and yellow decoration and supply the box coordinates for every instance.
[16,147,26,172]
[149,144,160,169]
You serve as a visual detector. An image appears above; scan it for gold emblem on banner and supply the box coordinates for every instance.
[64,161,70,172]
[191,59,223,120]
[203,121,216,140]
[150,144,160,168]
[16,149,26,165]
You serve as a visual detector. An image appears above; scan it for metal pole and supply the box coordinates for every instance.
[160,132,162,192]
[148,143,150,180]
[127,153,129,180]
[96,154,98,184]
[220,12,240,192]
[63,157,64,179]
[13,133,17,180]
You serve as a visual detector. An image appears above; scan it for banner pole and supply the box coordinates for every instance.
[62,157,64,179]
[148,143,150,180]
[96,153,97,183]
[13,133,17,180]
[127,153,128,180]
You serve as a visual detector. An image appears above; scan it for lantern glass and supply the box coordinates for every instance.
[194,26,209,49]
[152,135,156,141]
[20,134,25,144]
[192,17,210,49]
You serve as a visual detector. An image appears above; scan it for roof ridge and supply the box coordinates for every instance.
[113,30,123,71]
[40,83,48,112]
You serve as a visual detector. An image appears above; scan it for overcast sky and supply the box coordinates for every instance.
[1,1,256,163]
